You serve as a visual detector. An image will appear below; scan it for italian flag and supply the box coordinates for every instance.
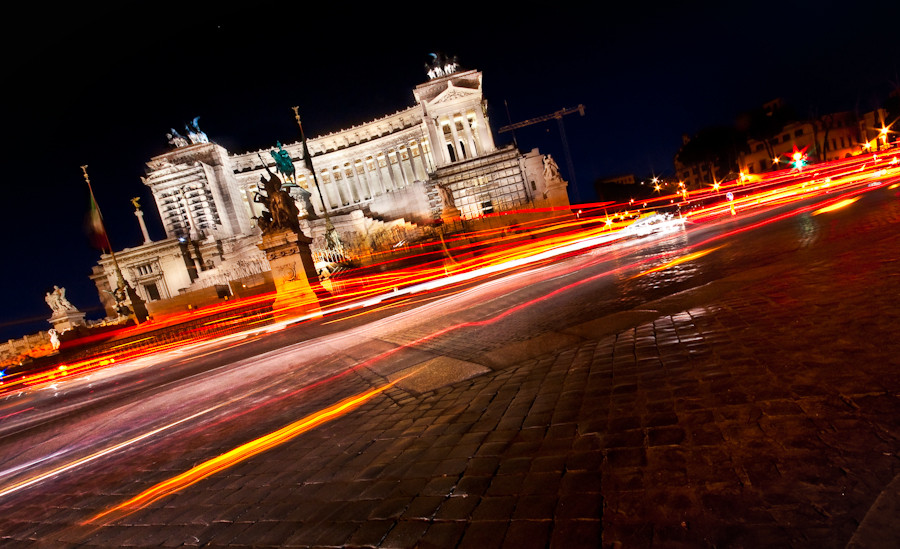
[85,193,108,251]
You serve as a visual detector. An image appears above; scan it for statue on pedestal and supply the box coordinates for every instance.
[543,154,563,183]
[254,168,302,235]
[167,129,189,148]
[270,142,296,183]
[185,116,209,145]
[45,285,78,316]
[437,183,456,209]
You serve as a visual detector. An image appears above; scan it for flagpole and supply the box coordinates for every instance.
[292,107,340,249]
[81,165,148,323]
[81,165,127,289]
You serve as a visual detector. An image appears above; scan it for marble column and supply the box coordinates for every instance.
[375,152,397,191]
[324,173,341,209]
[461,113,478,157]
[393,150,410,187]
[307,176,328,215]
[368,158,386,195]
[134,209,152,244]
[404,148,417,182]
[448,116,465,160]
[384,152,400,190]
[356,160,373,199]
[415,140,430,179]
[334,169,351,206]
[422,106,448,167]
[474,106,494,152]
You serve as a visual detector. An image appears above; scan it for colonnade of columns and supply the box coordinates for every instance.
[302,138,434,213]
[426,107,493,167]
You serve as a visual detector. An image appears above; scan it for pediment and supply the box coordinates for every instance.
[429,82,480,106]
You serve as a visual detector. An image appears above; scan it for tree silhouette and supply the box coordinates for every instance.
[676,126,747,186]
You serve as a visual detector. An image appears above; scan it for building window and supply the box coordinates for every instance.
[137,263,153,276]
[756,143,765,152]
[794,129,804,137]
[783,134,790,143]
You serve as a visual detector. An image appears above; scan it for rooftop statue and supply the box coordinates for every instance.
[185,116,209,145]
[167,128,189,148]
[543,154,562,183]
[45,285,78,315]
[425,53,460,80]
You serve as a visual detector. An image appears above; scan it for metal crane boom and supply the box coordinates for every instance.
[497,104,585,134]
[498,104,586,203]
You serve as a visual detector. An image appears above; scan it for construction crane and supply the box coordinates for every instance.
[499,104,585,203]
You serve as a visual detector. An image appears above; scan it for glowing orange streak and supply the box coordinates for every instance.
[0,400,235,500]
[87,374,411,524]
[630,246,725,279]
[108,336,154,350]
[811,197,860,215]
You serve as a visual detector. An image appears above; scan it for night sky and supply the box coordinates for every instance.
[2,1,897,341]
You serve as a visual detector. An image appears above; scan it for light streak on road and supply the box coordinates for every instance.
[0,400,237,500]
[3,150,897,398]
[811,197,861,215]
[630,246,725,279]
[4,152,897,507]
[87,373,414,524]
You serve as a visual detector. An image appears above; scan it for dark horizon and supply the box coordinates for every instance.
[2,1,897,342]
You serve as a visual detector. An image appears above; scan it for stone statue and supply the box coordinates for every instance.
[293,186,318,220]
[45,285,77,315]
[111,286,132,317]
[425,53,460,79]
[185,117,209,145]
[543,154,562,182]
[48,328,60,350]
[167,129,189,148]
[254,170,301,234]
[437,183,455,208]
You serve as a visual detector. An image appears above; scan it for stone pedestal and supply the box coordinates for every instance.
[48,309,86,333]
[441,205,462,224]
[545,177,571,209]
[258,228,322,318]
[124,284,150,323]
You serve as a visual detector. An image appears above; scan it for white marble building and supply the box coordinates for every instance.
[91,63,570,316]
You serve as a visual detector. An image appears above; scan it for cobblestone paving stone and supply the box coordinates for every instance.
[2,199,898,548]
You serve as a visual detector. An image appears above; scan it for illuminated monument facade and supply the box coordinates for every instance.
[90,61,570,316]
